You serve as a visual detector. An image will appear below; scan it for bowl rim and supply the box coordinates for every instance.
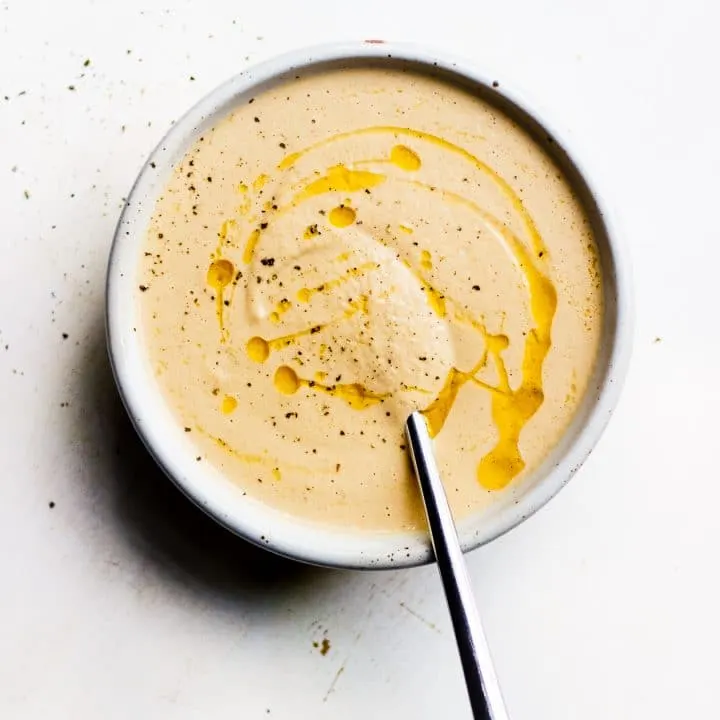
[106,40,634,570]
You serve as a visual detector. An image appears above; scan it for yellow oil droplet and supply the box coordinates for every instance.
[237,182,248,194]
[468,329,545,490]
[399,224,414,234]
[390,144,422,171]
[402,258,445,317]
[221,395,238,414]
[246,336,270,363]
[420,250,432,271]
[269,298,292,322]
[257,323,327,354]
[278,150,302,170]
[243,228,261,264]
[329,204,356,228]
[215,220,237,257]
[422,368,467,437]
[252,173,269,192]
[344,294,369,317]
[486,333,509,355]
[400,383,432,394]
[203,431,268,465]
[304,223,320,240]
[294,165,385,200]
[476,383,544,490]
[476,440,525,491]
[207,258,235,341]
[206,259,235,290]
[297,287,312,303]
[218,219,236,242]
[272,364,386,408]
[331,383,388,410]
[274,365,300,395]
[425,286,446,317]
[272,467,282,481]
[314,370,327,382]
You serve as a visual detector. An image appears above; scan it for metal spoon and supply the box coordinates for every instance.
[405,411,509,720]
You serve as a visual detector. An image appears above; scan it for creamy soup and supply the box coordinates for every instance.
[139,66,602,531]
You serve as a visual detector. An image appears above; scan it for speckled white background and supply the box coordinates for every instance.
[1,1,717,718]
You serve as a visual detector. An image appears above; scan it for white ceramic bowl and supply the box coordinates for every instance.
[106,41,633,569]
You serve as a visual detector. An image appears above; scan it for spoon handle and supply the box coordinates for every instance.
[406,412,509,720]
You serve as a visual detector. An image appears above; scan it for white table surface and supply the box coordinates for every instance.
[1,1,717,718]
